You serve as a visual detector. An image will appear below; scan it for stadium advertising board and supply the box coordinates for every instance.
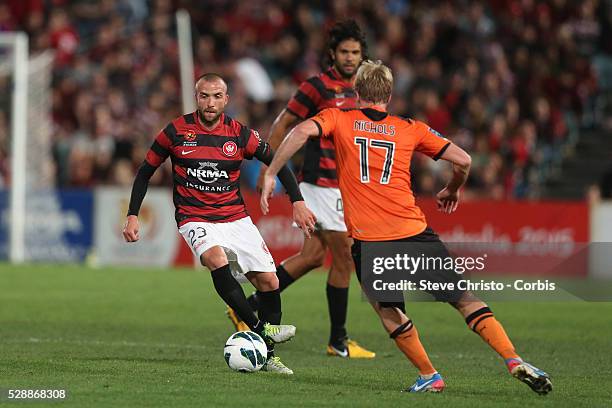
[0,190,8,260]
[241,192,305,263]
[419,199,589,277]
[93,190,591,276]
[237,194,591,277]
[590,202,612,279]
[0,190,93,262]
[419,199,589,242]
[94,187,179,266]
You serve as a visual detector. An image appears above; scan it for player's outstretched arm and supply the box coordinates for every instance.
[254,140,316,235]
[262,119,318,194]
[254,141,304,205]
[123,162,157,242]
[260,119,319,235]
[267,109,302,150]
[437,143,472,214]
[256,109,301,192]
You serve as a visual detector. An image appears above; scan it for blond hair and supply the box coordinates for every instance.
[354,60,393,104]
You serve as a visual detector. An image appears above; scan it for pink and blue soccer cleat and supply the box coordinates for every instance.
[506,358,552,395]
[405,372,446,393]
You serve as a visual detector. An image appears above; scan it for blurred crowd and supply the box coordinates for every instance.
[1,0,610,199]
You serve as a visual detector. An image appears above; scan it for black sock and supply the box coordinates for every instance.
[326,283,348,346]
[246,292,260,312]
[246,264,291,312]
[257,289,282,325]
[277,265,295,291]
[211,265,259,329]
[257,288,282,358]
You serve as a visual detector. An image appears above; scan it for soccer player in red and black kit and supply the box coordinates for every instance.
[123,73,316,375]
[227,20,375,358]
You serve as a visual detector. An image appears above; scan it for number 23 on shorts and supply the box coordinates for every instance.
[188,226,206,248]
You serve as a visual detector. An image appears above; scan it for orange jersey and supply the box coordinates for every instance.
[311,107,450,241]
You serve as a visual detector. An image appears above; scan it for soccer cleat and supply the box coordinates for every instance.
[262,356,294,375]
[226,306,250,332]
[262,322,296,344]
[506,358,553,395]
[327,339,376,359]
[405,373,445,393]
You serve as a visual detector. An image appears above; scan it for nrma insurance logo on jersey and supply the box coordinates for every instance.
[187,161,229,184]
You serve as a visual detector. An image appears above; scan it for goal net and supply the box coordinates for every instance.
[0,32,59,262]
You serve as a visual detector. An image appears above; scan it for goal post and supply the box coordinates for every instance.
[1,32,55,264]
[176,9,196,115]
[0,32,28,263]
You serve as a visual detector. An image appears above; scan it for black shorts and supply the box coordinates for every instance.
[351,227,466,303]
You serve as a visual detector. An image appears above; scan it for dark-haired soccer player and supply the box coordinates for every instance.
[123,73,316,375]
[261,60,552,394]
[227,19,375,359]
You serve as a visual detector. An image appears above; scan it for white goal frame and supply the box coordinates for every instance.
[0,32,28,263]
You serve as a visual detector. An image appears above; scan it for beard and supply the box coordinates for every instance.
[198,109,222,127]
[335,62,357,79]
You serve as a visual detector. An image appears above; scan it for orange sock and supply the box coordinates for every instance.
[465,307,519,360]
[392,320,436,375]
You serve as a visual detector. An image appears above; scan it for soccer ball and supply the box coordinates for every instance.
[223,331,268,372]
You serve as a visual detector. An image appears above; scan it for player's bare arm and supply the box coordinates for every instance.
[261,119,318,200]
[254,136,316,236]
[436,143,472,214]
[261,119,319,236]
[267,109,302,150]
[256,109,301,192]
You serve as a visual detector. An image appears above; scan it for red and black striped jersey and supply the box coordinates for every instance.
[286,67,357,188]
[145,112,263,226]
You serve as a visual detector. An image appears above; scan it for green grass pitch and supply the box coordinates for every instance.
[1,264,611,407]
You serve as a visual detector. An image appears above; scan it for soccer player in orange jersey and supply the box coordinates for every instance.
[260,60,552,394]
[227,20,374,359]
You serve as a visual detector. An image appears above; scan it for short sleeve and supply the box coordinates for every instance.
[145,123,174,167]
[310,108,339,139]
[414,121,451,160]
[286,78,322,119]
[244,128,263,159]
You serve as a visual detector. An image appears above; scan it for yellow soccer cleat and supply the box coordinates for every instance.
[226,306,250,332]
[327,339,376,359]
[262,355,294,375]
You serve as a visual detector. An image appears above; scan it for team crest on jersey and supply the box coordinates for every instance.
[184,131,196,141]
[222,141,238,157]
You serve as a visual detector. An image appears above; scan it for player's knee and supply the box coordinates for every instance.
[256,272,279,292]
[328,265,351,286]
[451,291,486,312]
[332,249,353,271]
[302,250,325,270]
[202,250,228,271]
[329,241,353,266]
